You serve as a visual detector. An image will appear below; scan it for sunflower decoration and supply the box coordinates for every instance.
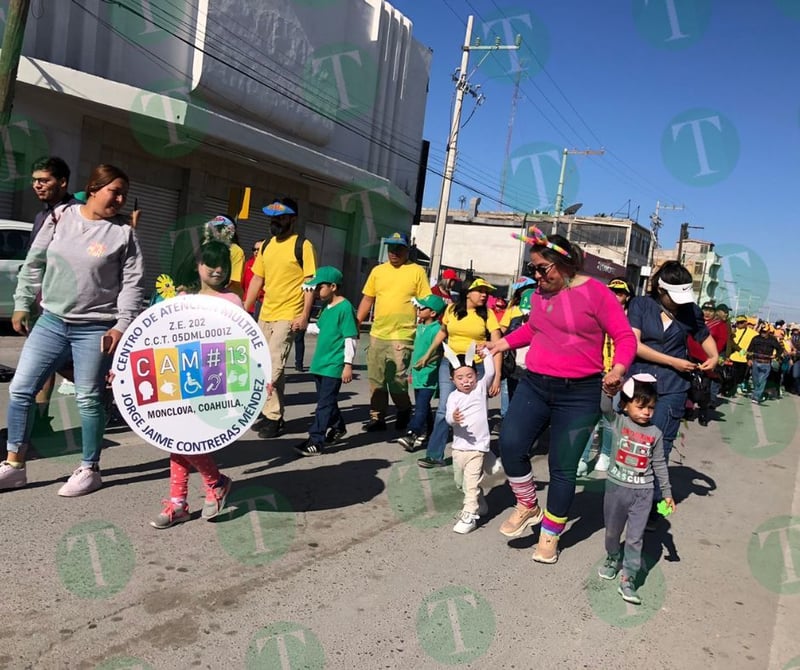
[155,274,177,300]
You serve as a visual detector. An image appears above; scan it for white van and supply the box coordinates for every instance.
[0,220,33,321]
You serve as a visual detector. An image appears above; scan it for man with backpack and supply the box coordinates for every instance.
[244,198,317,438]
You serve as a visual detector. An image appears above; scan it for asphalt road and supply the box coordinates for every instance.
[0,328,798,670]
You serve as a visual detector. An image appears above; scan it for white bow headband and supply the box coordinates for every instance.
[622,373,657,397]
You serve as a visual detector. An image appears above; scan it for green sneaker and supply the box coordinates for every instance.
[598,555,621,580]
[618,576,641,605]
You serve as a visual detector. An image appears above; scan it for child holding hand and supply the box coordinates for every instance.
[443,342,495,535]
[598,373,675,604]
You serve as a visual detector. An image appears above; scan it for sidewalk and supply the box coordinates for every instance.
[0,331,798,669]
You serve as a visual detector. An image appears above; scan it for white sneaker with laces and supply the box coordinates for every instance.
[453,510,479,534]
[576,459,589,477]
[58,466,102,497]
[0,461,27,490]
[595,453,611,472]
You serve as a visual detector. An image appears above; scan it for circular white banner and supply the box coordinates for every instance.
[111,295,271,454]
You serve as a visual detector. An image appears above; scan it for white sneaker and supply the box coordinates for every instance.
[58,466,102,497]
[576,459,589,477]
[0,461,27,490]
[453,510,479,534]
[595,453,610,472]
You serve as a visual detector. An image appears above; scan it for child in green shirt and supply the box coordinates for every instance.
[398,294,447,451]
[295,266,358,456]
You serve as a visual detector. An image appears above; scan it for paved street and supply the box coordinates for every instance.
[1,329,799,670]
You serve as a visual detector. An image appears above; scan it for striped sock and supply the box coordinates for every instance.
[541,510,568,536]
[508,473,539,509]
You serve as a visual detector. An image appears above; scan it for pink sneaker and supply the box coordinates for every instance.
[57,466,102,497]
[202,475,232,520]
[0,462,27,490]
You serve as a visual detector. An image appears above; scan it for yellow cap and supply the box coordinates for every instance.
[467,278,496,292]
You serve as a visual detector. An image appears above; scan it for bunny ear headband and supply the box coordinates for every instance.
[622,373,657,397]
[510,225,570,258]
[442,341,476,370]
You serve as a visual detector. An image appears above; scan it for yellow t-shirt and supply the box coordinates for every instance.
[252,235,317,321]
[729,327,757,363]
[362,261,430,341]
[228,243,245,297]
[442,305,500,362]
[499,305,522,330]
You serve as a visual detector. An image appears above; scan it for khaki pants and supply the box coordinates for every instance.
[259,320,294,420]
[453,450,485,515]
[366,336,412,421]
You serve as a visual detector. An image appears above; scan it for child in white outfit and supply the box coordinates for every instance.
[444,342,495,534]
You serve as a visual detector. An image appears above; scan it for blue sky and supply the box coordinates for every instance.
[390,0,799,322]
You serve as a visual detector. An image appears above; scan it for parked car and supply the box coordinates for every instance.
[0,220,33,321]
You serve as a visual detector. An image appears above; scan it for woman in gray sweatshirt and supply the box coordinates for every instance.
[0,164,144,496]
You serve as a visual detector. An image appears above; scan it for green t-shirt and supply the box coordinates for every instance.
[411,321,442,389]
[311,298,359,379]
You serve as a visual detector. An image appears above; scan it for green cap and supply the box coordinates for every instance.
[519,288,535,314]
[412,294,447,314]
[304,266,343,287]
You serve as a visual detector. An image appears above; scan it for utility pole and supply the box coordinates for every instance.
[677,222,703,264]
[429,16,520,280]
[553,148,604,220]
[649,201,683,265]
[0,0,31,126]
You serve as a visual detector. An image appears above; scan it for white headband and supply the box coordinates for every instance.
[622,373,657,397]
[442,341,476,370]
[658,278,692,292]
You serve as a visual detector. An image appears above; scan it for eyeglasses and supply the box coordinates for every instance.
[252,247,259,252]
[527,262,555,277]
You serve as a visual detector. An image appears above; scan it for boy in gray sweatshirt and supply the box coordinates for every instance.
[598,373,675,605]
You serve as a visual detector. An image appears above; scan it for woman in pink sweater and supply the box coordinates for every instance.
[486,228,636,563]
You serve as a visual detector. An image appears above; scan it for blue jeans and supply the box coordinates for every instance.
[424,359,485,461]
[308,374,345,444]
[651,390,687,499]
[7,313,113,465]
[751,362,771,402]
[294,329,306,368]
[499,371,601,519]
[408,387,435,436]
[500,378,509,417]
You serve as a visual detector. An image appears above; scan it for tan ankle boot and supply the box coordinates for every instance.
[532,532,559,564]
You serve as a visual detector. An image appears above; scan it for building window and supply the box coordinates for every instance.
[693,261,704,276]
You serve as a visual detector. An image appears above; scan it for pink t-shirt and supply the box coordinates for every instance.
[504,277,636,378]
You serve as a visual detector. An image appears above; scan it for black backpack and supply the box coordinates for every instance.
[502,313,527,377]
[263,232,306,267]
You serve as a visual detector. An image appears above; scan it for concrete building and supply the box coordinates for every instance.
[653,239,721,305]
[413,208,646,293]
[4,0,431,299]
